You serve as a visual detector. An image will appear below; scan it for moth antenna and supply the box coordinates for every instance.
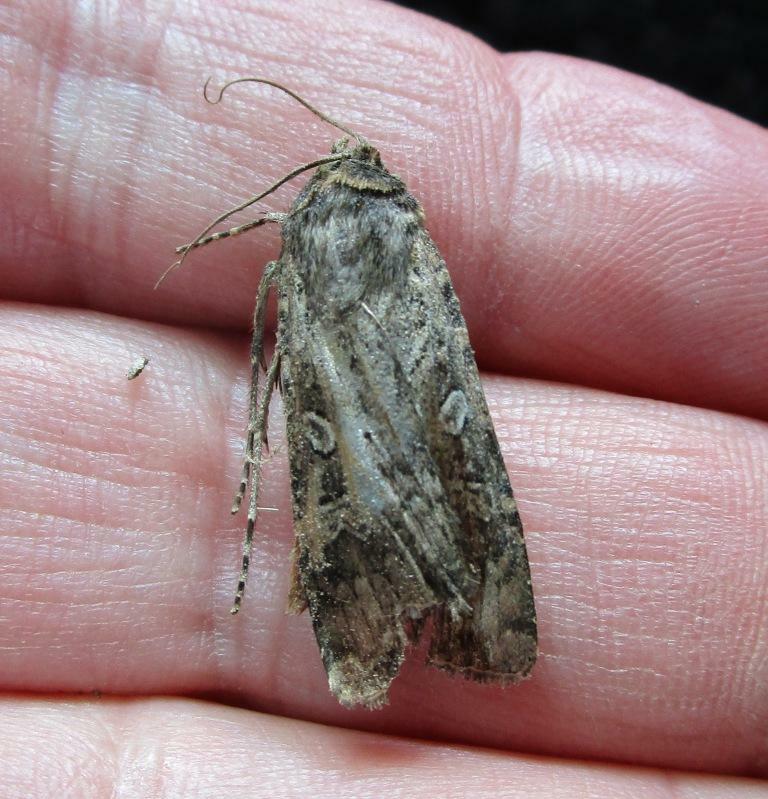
[203,76,366,145]
[155,154,346,288]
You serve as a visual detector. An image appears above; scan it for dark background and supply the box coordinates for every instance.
[393,0,767,126]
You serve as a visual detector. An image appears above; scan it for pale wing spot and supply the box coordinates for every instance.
[305,411,337,455]
[439,389,470,436]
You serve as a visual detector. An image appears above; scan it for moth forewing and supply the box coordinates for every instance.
[169,78,537,709]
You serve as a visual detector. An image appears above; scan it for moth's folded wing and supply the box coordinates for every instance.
[409,234,538,683]
[283,317,480,708]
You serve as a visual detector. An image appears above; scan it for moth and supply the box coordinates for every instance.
[165,78,537,708]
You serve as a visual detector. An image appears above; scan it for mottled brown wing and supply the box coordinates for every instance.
[270,146,538,707]
[406,233,538,685]
[276,226,536,708]
[277,248,479,707]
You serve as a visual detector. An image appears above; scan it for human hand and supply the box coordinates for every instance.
[2,1,767,795]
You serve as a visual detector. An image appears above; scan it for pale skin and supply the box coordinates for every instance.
[1,1,767,796]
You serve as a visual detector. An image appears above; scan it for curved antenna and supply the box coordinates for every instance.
[203,76,366,145]
[155,153,347,288]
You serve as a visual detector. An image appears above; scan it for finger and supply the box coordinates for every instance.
[3,2,767,417]
[4,696,767,799]
[2,304,766,775]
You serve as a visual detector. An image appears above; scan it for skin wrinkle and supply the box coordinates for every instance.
[500,56,764,412]
[10,300,762,768]
[2,0,768,789]
[2,697,763,798]
[4,13,767,409]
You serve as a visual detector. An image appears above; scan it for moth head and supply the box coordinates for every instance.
[353,142,383,166]
[329,136,380,163]
[331,137,351,154]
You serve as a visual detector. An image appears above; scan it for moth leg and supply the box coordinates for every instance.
[175,212,286,254]
[230,345,282,614]
[230,258,283,614]
[232,260,281,516]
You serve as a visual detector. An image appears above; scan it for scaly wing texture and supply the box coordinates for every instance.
[277,169,535,707]
[406,234,538,684]
[280,261,479,707]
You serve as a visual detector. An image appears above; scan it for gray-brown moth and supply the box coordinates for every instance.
[166,78,538,708]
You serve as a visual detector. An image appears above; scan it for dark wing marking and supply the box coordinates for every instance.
[408,234,538,684]
[280,250,481,707]
[277,180,535,707]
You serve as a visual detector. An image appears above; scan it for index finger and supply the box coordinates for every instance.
[2,0,767,418]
